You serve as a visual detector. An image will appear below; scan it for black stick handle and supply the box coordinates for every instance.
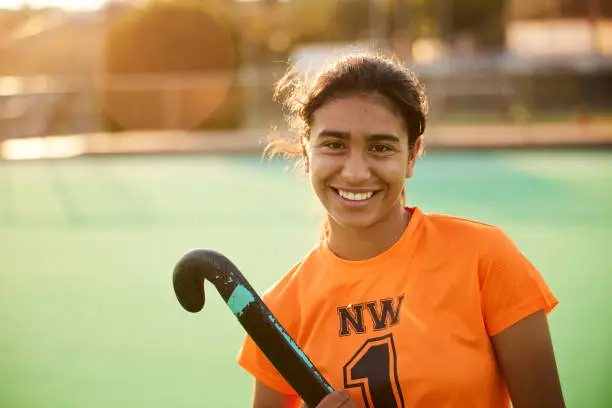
[172,249,334,407]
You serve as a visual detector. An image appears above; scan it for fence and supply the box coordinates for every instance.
[1,58,611,154]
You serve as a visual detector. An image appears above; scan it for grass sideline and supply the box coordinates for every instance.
[2,118,612,161]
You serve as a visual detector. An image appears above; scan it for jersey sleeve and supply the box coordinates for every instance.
[479,228,559,337]
[236,266,302,396]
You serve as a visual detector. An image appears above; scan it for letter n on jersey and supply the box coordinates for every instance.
[338,295,404,337]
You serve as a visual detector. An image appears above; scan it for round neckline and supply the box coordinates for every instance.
[318,206,423,274]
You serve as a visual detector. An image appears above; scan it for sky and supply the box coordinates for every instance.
[0,0,110,11]
[0,0,277,11]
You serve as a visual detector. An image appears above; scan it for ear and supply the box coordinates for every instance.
[405,137,423,179]
[300,135,310,175]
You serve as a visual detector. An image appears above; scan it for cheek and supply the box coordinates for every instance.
[309,154,338,180]
[377,160,407,187]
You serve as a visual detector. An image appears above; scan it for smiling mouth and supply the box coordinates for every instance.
[332,188,380,202]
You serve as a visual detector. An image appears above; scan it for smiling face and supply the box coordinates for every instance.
[304,92,421,231]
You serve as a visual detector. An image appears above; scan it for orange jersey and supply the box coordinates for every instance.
[237,207,558,408]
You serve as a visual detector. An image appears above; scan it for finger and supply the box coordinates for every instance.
[317,389,351,408]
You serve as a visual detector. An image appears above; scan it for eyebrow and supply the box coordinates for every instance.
[317,130,400,143]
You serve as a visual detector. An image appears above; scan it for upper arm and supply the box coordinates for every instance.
[252,379,301,408]
[491,310,565,408]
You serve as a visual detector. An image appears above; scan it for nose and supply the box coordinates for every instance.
[341,149,371,184]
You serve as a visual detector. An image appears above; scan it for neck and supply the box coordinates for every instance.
[326,206,411,261]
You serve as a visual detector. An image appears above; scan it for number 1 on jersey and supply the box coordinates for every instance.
[343,333,404,408]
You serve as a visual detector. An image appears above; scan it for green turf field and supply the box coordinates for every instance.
[1,150,611,407]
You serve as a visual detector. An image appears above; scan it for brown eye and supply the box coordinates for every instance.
[325,142,344,149]
[371,144,393,153]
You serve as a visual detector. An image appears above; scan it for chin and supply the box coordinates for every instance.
[329,211,380,230]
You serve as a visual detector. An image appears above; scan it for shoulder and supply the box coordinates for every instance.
[422,212,544,284]
[417,209,525,270]
[261,244,324,307]
[420,210,507,246]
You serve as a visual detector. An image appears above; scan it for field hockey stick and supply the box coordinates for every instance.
[172,248,334,407]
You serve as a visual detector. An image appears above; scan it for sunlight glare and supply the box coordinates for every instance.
[0,0,108,11]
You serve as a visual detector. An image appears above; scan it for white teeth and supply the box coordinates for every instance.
[338,190,374,201]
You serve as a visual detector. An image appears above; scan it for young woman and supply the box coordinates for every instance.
[237,53,565,408]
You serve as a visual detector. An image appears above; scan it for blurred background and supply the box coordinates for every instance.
[1,0,611,152]
[0,0,611,407]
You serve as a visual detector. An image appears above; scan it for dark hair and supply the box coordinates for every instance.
[265,52,428,166]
